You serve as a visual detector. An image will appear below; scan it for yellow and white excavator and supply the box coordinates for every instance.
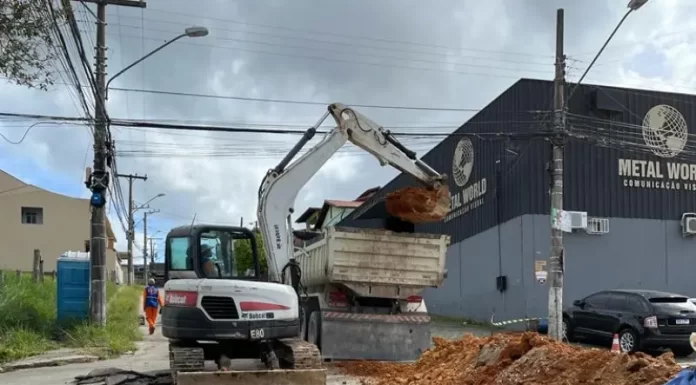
[160,103,451,385]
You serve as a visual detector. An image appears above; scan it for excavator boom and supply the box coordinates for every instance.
[258,103,450,284]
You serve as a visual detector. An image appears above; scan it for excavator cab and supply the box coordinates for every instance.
[163,225,261,282]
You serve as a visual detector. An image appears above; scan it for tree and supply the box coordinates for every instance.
[0,0,66,90]
[235,230,268,274]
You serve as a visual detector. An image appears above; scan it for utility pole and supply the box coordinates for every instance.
[142,209,159,282]
[148,237,156,265]
[548,8,566,342]
[77,0,146,326]
[116,173,147,284]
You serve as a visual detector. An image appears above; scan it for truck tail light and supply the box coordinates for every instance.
[407,296,423,303]
[165,291,198,307]
[644,315,658,328]
[328,291,348,307]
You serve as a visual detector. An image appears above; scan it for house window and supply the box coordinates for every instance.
[21,207,43,225]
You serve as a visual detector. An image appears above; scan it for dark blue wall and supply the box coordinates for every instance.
[422,214,696,323]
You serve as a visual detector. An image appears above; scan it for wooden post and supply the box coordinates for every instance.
[16,270,21,279]
[0,270,4,285]
[32,249,41,282]
[39,259,44,283]
[52,271,56,280]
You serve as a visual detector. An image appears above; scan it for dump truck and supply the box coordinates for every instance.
[295,226,450,361]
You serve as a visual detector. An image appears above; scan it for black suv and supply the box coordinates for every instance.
[563,289,696,357]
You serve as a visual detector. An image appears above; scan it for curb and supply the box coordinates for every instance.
[0,354,99,373]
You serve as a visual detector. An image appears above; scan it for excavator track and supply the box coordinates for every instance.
[274,338,323,369]
[169,344,205,376]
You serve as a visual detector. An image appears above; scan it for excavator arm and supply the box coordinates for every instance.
[257,103,448,286]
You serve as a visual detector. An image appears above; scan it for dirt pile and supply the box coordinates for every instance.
[337,332,682,385]
[385,185,450,223]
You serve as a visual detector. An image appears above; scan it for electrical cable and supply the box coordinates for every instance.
[108,87,481,112]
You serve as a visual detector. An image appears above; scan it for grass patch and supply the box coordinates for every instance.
[0,273,143,362]
[431,314,502,330]
[61,285,144,358]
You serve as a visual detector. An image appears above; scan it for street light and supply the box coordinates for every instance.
[134,193,165,212]
[567,0,649,100]
[628,0,649,11]
[105,26,209,99]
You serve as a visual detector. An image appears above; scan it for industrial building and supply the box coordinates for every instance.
[340,78,696,323]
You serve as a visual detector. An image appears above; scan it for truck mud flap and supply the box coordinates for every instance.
[320,311,431,362]
[175,369,327,385]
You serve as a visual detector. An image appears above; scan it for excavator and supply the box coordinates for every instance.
[160,103,450,385]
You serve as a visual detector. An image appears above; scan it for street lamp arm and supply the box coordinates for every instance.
[566,8,634,104]
[105,33,186,99]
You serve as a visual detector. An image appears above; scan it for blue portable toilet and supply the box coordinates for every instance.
[57,251,91,323]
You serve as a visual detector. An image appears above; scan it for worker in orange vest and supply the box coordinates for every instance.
[143,278,164,335]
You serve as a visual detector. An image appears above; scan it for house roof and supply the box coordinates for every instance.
[325,200,363,208]
[296,207,321,223]
[0,169,117,241]
[302,186,380,229]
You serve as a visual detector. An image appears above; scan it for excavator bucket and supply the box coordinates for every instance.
[385,184,450,223]
[175,369,327,385]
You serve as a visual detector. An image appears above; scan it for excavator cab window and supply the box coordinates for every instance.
[165,225,261,281]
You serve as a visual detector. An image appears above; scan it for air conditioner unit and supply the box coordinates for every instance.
[585,217,609,235]
[566,211,588,229]
[682,214,696,236]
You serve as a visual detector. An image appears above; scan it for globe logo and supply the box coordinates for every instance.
[452,137,474,187]
[642,104,688,158]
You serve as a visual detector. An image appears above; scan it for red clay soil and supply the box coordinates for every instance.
[336,332,682,385]
[385,185,451,223]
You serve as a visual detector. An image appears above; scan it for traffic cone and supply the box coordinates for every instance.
[611,333,621,353]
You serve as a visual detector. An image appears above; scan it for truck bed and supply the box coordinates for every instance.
[295,226,450,298]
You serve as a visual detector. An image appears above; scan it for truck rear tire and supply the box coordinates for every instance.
[307,311,321,350]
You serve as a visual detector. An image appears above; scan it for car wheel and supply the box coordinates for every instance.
[671,346,694,358]
[618,328,640,353]
[562,317,573,342]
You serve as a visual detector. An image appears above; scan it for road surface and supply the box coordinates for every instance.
[1,316,694,384]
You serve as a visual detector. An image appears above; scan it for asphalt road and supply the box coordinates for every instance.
[1,317,695,385]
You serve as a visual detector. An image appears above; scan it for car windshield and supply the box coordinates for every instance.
[648,296,695,312]
[649,297,688,303]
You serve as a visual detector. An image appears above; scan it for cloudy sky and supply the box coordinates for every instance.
[1,0,694,263]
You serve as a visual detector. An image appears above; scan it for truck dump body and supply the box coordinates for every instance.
[295,226,450,362]
[296,226,450,298]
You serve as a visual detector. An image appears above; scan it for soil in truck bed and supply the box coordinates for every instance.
[337,332,682,385]
[385,185,450,223]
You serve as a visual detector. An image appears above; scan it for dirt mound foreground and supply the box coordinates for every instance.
[385,185,450,223]
[337,332,682,385]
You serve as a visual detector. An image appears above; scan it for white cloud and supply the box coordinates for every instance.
[1,0,694,256]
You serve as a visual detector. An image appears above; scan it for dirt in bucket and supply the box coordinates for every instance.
[384,184,450,223]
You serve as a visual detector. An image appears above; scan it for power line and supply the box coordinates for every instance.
[102,32,531,81]
[129,8,554,60]
[108,87,481,112]
[100,21,554,73]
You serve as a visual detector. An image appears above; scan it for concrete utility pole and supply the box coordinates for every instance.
[76,0,146,326]
[546,0,649,342]
[548,8,566,342]
[142,209,159,281]
[148,237,156,265]
[116,173,148,284]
